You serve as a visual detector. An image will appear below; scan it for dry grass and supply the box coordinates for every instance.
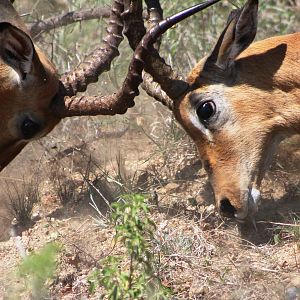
[5,179,39,226]
[152,213,299,299]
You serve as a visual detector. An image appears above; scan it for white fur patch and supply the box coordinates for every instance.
[8,69,21,86]
[251,187,261,206]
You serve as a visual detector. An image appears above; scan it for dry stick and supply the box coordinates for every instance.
[48,127,128,162]
[257,221,300,227]
[293,245,299,269]
[29,7,111,38]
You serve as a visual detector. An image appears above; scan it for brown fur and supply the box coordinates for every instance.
[0,1,59,171]
[174,32,300,219]
[0,47,59,170]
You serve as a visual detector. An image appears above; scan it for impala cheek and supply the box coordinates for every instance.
[0,140,27,171]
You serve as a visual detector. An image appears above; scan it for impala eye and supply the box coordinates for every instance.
[21,117,41,140]
[196,101,216,122]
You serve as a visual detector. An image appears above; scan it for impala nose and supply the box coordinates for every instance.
[219,198,236,218]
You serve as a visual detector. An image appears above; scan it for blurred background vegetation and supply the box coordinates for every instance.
[16,0,300,90]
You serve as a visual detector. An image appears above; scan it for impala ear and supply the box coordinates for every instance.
[0,22,35,79]
[207,0,258,70]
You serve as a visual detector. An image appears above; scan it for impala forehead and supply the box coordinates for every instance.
[189,84,226,105]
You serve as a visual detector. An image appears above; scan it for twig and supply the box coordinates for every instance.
[29,7,110,38]
[293,244,299,269]
[257,221,300,227]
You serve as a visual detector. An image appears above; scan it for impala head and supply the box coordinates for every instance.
[0,2,59,169]
[174,0,300,221]
[174,0,263,221]
[149,0,300,221]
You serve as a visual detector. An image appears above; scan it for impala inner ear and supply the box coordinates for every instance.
[207,0,258,70]
[0,22,35,79]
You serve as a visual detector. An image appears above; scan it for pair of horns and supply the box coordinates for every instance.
[51,0,221,118]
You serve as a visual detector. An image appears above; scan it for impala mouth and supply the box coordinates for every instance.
[234,187,261,221]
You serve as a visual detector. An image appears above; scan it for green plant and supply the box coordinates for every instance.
[89,194,170,299]
[17,243,60,299]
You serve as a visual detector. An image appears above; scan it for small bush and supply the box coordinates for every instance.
[17,243,60,299]
[6,180,39,226]
[56,177,77,205]
[273,213,300,245]
[88,194,170,299]
[5,243,60,299]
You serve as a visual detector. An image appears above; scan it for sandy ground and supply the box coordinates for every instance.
[0,125,299,299]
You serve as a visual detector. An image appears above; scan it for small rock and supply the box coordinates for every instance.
[164,182,180,193]
[189,284,209,298]
[188,197,198,207]
[205,204,216,214]
[49,232,59,240]
[285,276,300,300]
[285,286,300,300]
[31,212,41,222]
[195,195,206,205]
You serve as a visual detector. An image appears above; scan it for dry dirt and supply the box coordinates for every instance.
[0,118,299,300]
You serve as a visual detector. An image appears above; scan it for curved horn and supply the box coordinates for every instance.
[122,0,145,50]
[142,72,174,109]
[144,0,163,50]
[60,0,124,96]
[143,0,221,100]
[52,0,220,117]
[123,0,221,108]
[142,0,175,109]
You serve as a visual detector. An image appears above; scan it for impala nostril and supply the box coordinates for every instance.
[219,198,236,218]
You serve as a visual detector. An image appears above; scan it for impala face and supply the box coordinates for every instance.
[175,81,281,220]
[0,23,59,170]
[174,0,300,221]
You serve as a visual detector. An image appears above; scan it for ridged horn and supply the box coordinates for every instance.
[52,0,221,117]
[123,0,221,110]
[60,0,124,96]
